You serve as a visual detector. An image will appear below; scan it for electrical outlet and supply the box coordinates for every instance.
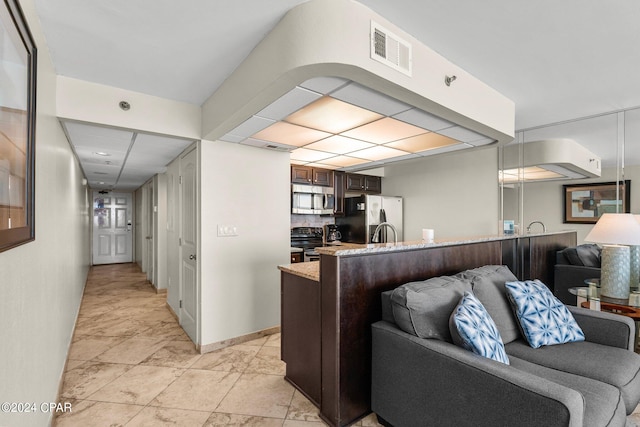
[217,224,238,237]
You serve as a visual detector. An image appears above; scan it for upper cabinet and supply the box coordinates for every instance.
[333,171,345,216]
[346,173,381,194]
[291,166,333,187]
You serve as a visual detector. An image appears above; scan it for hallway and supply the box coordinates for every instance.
[56,263,381,426]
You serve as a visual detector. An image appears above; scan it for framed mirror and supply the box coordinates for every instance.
[0,0,37,252]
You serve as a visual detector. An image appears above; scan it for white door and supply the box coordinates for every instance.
[180,147,198,342]
[146,183,155,283]
[92,192,133,265]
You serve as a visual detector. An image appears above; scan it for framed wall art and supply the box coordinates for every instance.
[0,0,37,252]
[563,180,630,224]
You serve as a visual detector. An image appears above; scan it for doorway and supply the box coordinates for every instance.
[92,192,133,265]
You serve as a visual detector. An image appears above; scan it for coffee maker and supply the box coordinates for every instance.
[323,224,342,244]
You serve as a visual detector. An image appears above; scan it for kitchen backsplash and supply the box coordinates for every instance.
[291,214,335,229]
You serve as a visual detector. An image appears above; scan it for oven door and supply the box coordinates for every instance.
[304,249,320,262]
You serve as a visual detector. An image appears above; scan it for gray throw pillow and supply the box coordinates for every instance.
[575,244,601,268]
[390,276,472,342]
[457,265,521,344]
[560,244,601,267]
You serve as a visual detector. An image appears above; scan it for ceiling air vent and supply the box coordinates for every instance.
[370,21,412,77]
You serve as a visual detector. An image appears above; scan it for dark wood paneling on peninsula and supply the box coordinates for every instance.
[281,272,321,405]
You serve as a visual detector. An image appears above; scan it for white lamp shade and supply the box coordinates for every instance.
[585,213,640,246]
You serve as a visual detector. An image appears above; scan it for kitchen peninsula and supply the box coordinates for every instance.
[279,231,576,427]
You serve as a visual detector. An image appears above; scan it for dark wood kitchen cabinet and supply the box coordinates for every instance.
[291,166,333,187]
[333,171,345,216]
[345,173,381,194]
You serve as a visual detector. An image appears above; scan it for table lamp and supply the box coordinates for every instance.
[585,213,640,301]
[633,215,640,290]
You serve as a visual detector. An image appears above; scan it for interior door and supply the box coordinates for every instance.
[146,182,155,283]
[92,192,133,265]
[180,146,198,343]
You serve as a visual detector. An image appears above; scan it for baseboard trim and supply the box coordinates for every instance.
[198,326,281,354]
[155,287,168,295]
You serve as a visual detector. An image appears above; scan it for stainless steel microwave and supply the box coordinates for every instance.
[291,184,335,215]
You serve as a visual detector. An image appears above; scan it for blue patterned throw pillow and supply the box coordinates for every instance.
[505,279,585,349]
[450,291,510,364]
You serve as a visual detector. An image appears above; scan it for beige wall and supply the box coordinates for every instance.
[381,147,500,240]
[0,1,91,425]
[199,140,290,346]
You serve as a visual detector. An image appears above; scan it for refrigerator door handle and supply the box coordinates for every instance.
[379,209,387,243]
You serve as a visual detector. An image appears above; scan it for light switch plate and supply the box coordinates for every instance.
[217,225,238,237]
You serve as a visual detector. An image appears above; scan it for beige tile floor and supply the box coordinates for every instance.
[55,263,383,427]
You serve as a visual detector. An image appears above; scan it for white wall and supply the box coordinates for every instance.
[507,166,640,244]
[381,148,500,240]
[56,76,201,140]
[199,141,290,346]
[0,1,91,425]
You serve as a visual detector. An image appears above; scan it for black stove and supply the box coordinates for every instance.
[291,227,323,261]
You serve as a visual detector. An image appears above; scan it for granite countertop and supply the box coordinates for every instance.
[315,230,576,257]
[278,261,320,282]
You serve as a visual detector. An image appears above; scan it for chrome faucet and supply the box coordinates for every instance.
[372,222,398,244]
[526,221,546,233]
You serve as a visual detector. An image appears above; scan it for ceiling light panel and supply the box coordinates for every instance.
[253,121,331,146]
[330,82,411,116]
[219,133,245,143]
[305,162,340,170]
[499,166,566,183]
[385,132,458,153]
[417,142,472,157]
[392,108,454,131]
[298,76,349,94]
[341,117,426,144]
[284,96,382,134]
[225,115,275,138]
[222,77,499,171]
[290,147,335,162]
[256,86,322,120]
[438,125,492,144]
[304,135,375,154]
[347,145,409,161]
[321,155,370,167]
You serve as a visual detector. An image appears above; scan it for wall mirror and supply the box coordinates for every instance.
[499,106,640,242]
[0,0,37,252]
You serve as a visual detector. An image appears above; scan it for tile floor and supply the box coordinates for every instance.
[55,263,382,427]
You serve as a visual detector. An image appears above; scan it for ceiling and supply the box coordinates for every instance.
[61,121,193,191]
[34,0,640,189]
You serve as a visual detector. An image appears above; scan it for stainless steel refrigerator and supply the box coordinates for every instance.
[336,195,403,244]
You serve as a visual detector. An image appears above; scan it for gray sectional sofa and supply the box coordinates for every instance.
[371,265,640,427]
